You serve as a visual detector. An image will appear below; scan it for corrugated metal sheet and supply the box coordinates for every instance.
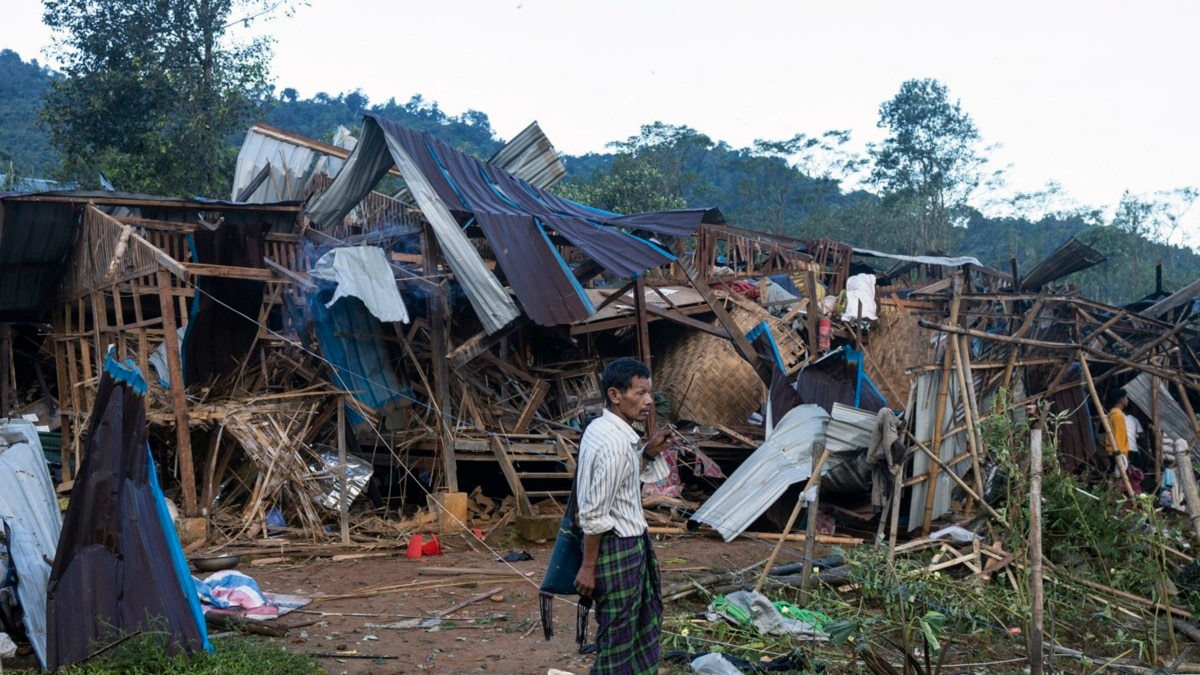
[906,371,969,532]
[306,113,722,329]
[0,420,62,668]
[1127,372,1192,444]
[0,199,77,321]
[691,405,831,541]
[826,403,877,454]
[310,246,410,323]
[1020,237,1106,291]
[310,293,411,415]
[231,125,352,202]
[486,121,567,189]
[47,356,209,670]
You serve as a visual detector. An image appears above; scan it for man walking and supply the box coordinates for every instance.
[574,358,676,675]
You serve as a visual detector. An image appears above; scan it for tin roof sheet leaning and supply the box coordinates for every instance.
[690,405,831,542]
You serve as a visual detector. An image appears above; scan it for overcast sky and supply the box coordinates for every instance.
[4,0,1199,238]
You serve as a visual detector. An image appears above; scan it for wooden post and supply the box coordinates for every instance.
[804,270,820,356]
[338,398,350,545]
[755,446,829,594]
[922,278,962,535]
[1078,354,1135,498]
[1029,427,1045,675]
[800,444,825,605]
[634,275,655,432]
[423,225,458,493]
[953,334,988,516]
[887,464,903,564]
[156,267,198,516]
[0,323,10,418]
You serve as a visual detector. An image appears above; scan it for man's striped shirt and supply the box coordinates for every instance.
[576,409,669,537]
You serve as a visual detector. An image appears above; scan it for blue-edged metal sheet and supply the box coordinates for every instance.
[310,292,410,421]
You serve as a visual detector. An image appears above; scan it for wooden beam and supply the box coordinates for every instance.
[1142,276,1200,320]
[512,381,551,434]
[182,263,275,280]
[670,238,757,367]
[634,275,655,431]
[262,257,315,291]
[156,267,198,516]
[446,318,529,369]
[423,226,457,493]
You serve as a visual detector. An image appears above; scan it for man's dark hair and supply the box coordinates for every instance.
[601,358,651,401]
[1107,387,1128,408]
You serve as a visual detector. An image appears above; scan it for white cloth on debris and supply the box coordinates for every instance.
[310,245,409,323]
[705,590,826,639]
[840,273,878,322]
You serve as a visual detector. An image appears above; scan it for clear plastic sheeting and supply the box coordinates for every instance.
[309,452,373,510]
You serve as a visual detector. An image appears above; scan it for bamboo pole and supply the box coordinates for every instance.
[754,446,829,594]
[922,279,962,535]
[953,334,988,517]
[800,444,825,604]
[1029,427,1045,675]
[1078,354,1136,498]
[909,434,1003,521]
[1000,296,1045,390]
[338,398,350,545]
[1153,374,1163,483]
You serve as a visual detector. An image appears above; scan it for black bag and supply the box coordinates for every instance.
[538,483,593,644]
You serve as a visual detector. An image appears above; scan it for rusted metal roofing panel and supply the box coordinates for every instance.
[1020,237,1106,291]
[486,121,567,189]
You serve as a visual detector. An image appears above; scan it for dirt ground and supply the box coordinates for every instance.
[248,528,799,675]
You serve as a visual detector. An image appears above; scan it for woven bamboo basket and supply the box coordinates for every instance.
[653,293,807,427]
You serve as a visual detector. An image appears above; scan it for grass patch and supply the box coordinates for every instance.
[50,633,321,674]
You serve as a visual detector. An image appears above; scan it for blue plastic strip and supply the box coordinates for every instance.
[534,218,595,315]
[103,351,147,395]
[147,445,212,653]
[745,322,785,373]
[424,140,471,210]
[844,348,887,408]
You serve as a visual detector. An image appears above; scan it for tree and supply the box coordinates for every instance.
[553,155,686,215]
[869,78,989,251]
[41,0,280,196]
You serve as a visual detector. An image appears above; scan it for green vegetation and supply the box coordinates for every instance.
[660,395,1195,672]
[50,633,320,674]
[0,49,58,177]
[2,33,1198,302]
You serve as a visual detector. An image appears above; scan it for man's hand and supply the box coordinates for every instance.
[574,564,596,597]
[643,424,680,459]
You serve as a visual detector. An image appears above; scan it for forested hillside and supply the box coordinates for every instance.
[0,50,58,175]
[3,47,1197,304]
